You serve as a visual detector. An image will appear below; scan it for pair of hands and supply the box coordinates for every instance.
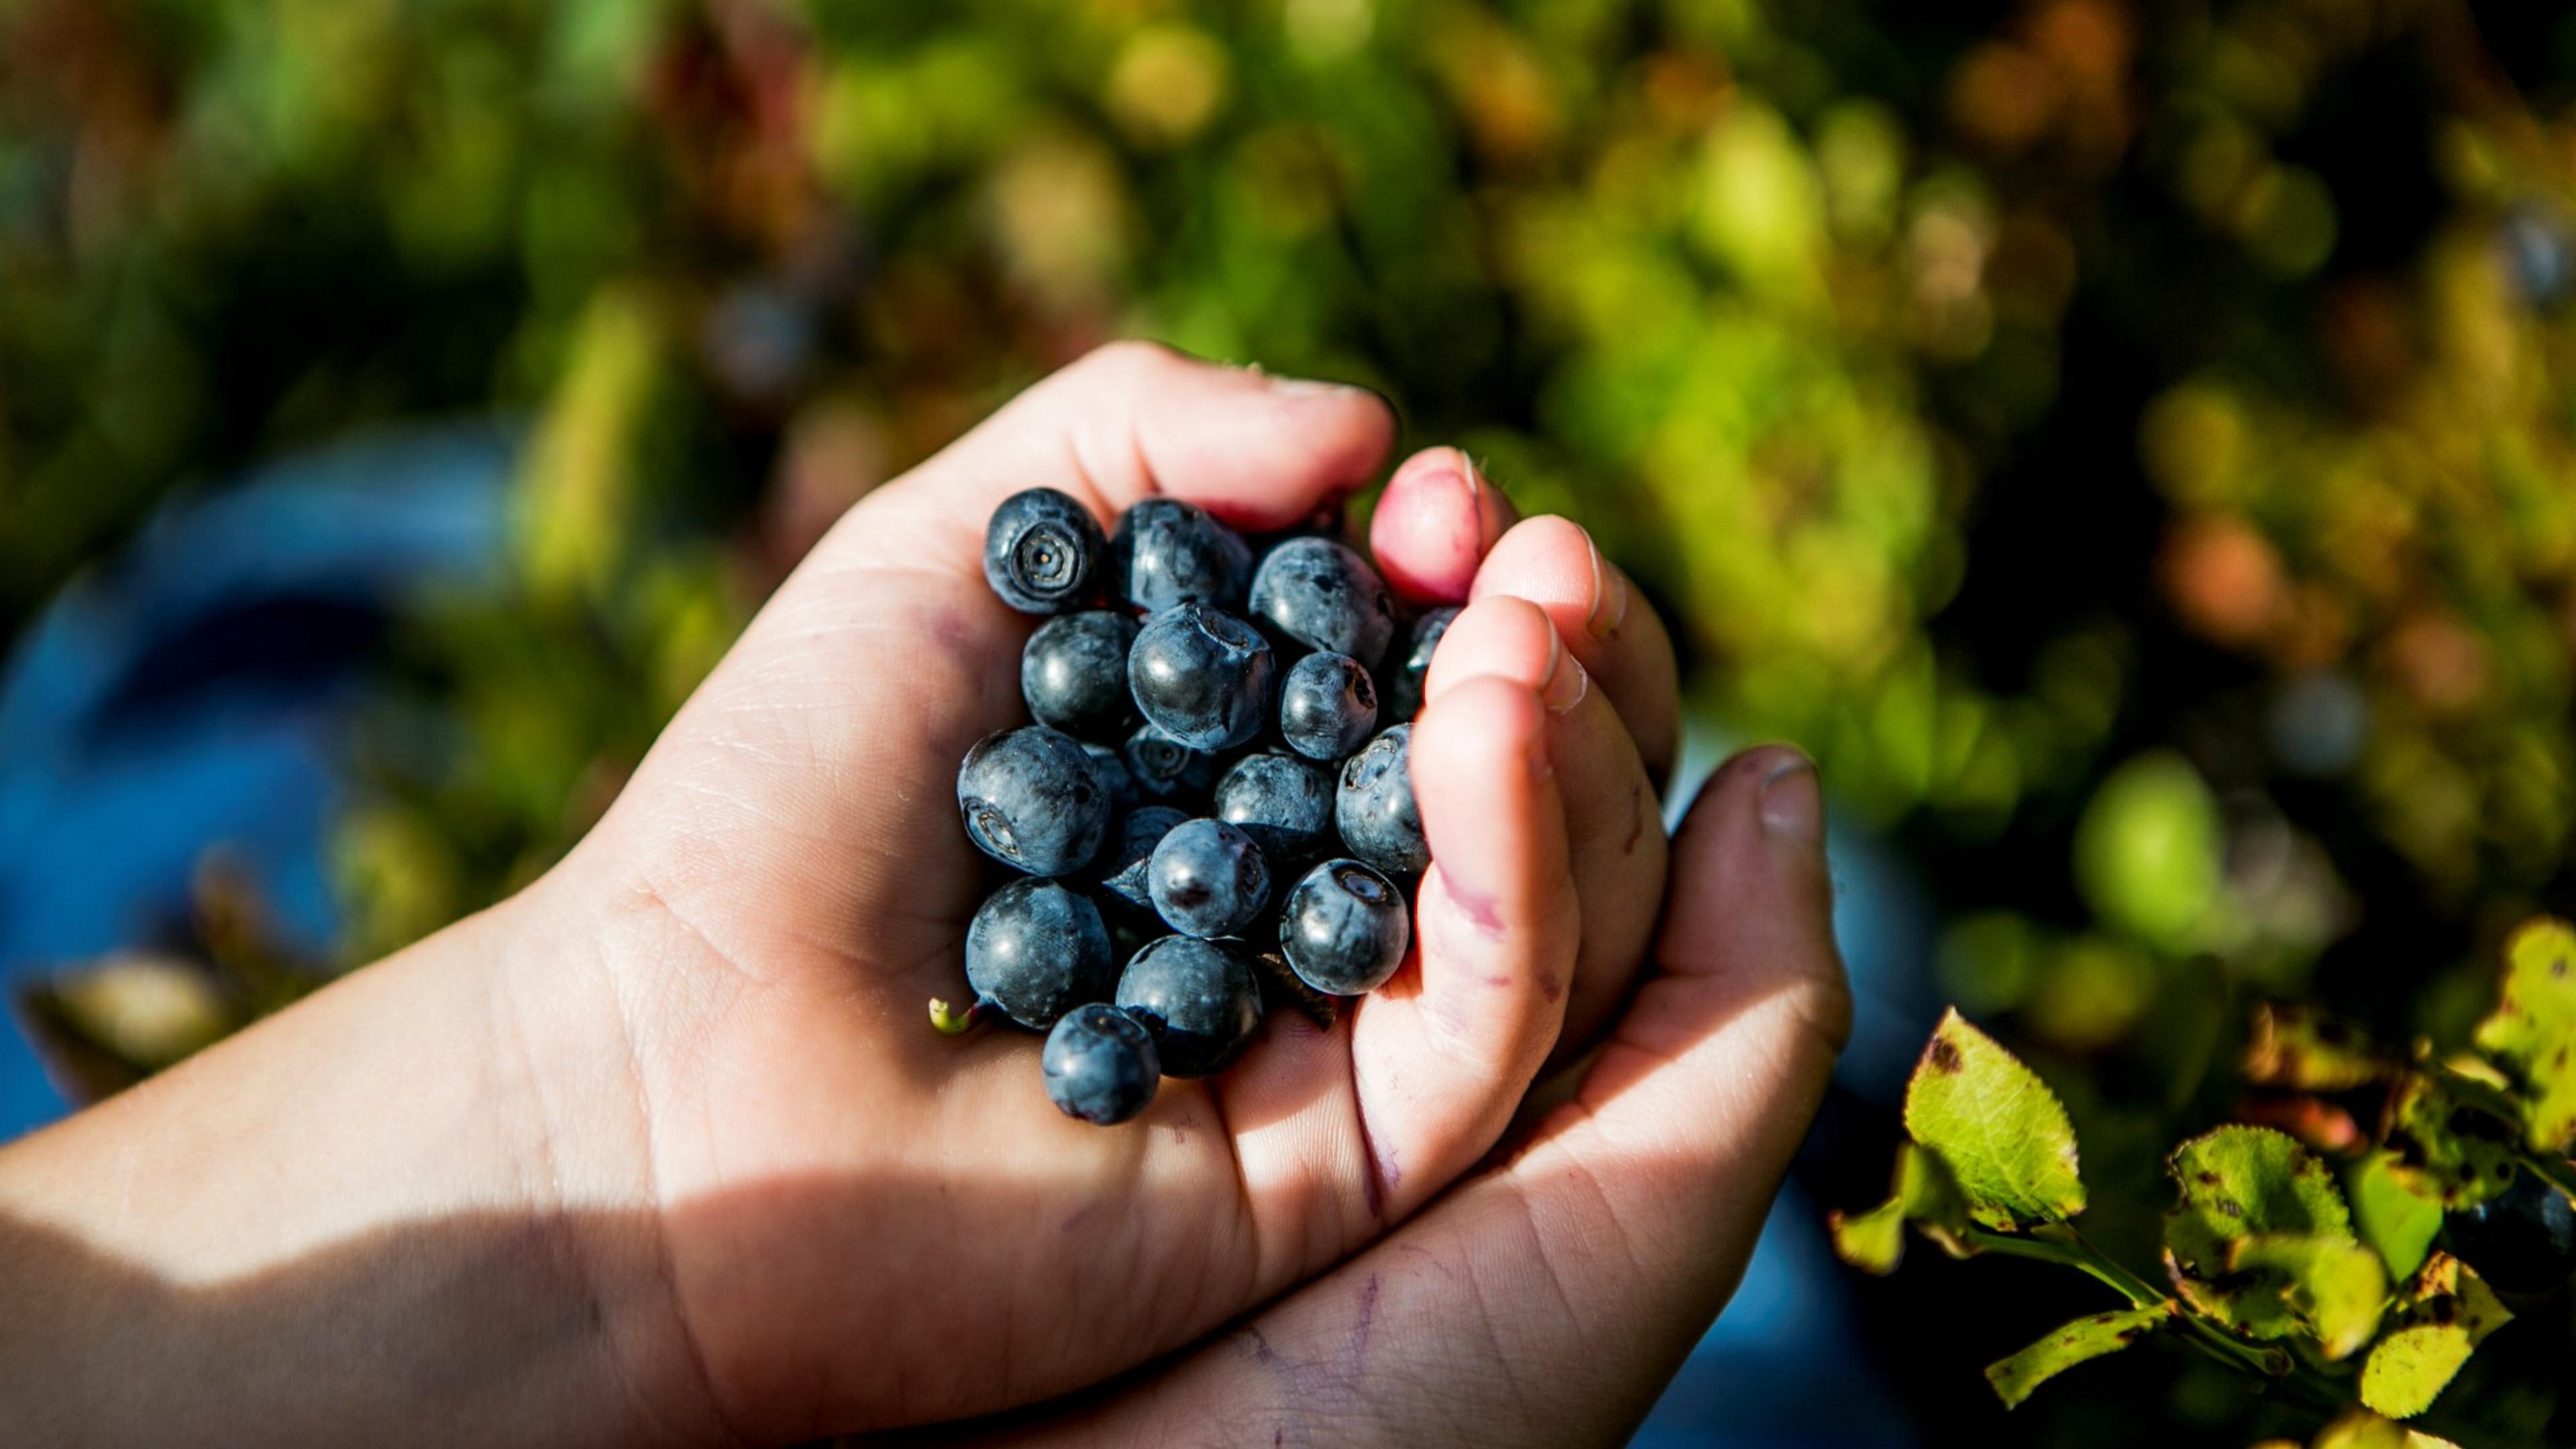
[0,344,1849,1447]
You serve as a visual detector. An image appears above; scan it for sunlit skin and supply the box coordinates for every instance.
[0,343,1849,1447]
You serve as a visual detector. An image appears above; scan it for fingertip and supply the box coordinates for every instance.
[1371,447,1515,605]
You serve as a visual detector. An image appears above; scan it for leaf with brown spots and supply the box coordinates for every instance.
[2380,1071,2520,1211]
[1983,1303,2172,1409]
[2471,916,2576,1152]
[2163,1126,2361,1342]
[2245,1001,2390,1091]
[2359,1253,2511,1419]
[1903,1010,2087,1232]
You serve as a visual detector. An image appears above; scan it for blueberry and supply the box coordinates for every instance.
[963,878,1116,1028]
[1098,806,1189,912]
[1277,651,1379,761]
[1023,611,1139,741]
[1112,497,1254,613]
[2443,1167,2576,1295]
[1278,859,1411,996]
[1385,606,1458,722]
[1042,1004,1161,1124]
[1130,604,1277,751]
[1249,537,1397,668]
[1336,724,1427,876]
[1116,935,1264,1078]
[1083,743,1138,813]
[1123,722,1220,803]
[957,727,1112,875]
[984,488,1108,614]
[1214,753,1335,866]
[1146,818,1271,938]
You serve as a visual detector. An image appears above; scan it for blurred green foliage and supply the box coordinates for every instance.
[11,0,2576,1441]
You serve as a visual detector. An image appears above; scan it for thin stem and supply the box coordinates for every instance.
[927,997,989,1036]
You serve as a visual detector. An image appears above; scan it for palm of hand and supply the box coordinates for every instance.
[521,345,1825,1444]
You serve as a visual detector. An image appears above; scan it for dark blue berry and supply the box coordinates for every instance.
[1042,1004,1161,1124]
[1214,753,1335,866]
[1023,611,1139,741]
[957,727,1111,876]
[964,878,1115,1028]
[1249,537,1397,668]
[1083,743,1138,813]
[1112,498,1254,613]
[1098,806,1189,912]
[1385,606,1458,722]
[2443,1167,2576,1295]
[1278,651,1379,761]
[983,488,1108,614]
[1278,859,1410,996]
[1116,935,1263,1078]
[1130,604,1277,751]
[1336,724,1427,876]
[1146,818,1271,938]
[1122,722,1219,803]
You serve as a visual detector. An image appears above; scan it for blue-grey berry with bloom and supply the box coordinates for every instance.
[1112,497,1254,613]
[1129,604,1277,751]
[1023,610,1139,741]
[983,487,1107,614]
[957,726,1111,876]
[1336,724,1426,876]
[1279,651,1379,761]
[1214,753,1336,866]
[1042,1004,1161,1125]
[1249,536,1397,668]
[1115,935,1263,1078]
[1278,859,1410,996]
[965,878,1115,1028]
[1146,818,1271,938]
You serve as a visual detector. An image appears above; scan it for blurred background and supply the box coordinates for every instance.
[5,0,2576,1442]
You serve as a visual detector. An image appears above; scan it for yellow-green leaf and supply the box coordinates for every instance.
[2229,1234,2388,1359]
[1984,1304,2172,1409]
[1903,1010,2087,1231]
[2313,1410,2462,1449]
[2471,916,2576,1151]
[1829,1194,1907,1275]
[2347,1152,2445,1282]
[2163,1126,2354,1338]
[1829,1144,1969,1274]
[2245,1002,2388,1090]
[2358,1253,2512,1420]
[2382,1071,2520,1210]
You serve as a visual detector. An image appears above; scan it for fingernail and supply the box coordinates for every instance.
[1760,757,1822,847]
[1540,623,1589,714]
[1581,528,1629,638]
[1269,374,1370,402]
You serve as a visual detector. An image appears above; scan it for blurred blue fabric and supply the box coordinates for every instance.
[0,439,1925,1441]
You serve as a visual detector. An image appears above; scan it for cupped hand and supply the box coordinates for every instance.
[524,341,1716,1440]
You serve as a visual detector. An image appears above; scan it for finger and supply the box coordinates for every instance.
[1340,672,1578,1224]
[1470,516,1681,784]
[865,340,1399,573]
[1366,446,1519,606]
[1422,597,1666,1059]
[995,747,1846,1449]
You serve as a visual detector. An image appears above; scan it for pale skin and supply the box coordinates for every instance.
[0,343,1850,1448]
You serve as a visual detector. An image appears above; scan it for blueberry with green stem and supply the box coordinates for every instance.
[1042,1004,1161,1124]
[957,727,1112,876]
[1336,724,1427,876]
[1278,651,1379,761]
[1279,859,1410,996]
[1250,536,1397,667]
[983,487,1108,614]
[957,878,1115,1029]
[1115,935,1264,1078]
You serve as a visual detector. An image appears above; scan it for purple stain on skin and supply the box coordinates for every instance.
[1352,1275,1380,1358]
[1442,874,1505,938]
[1537,968,1564,1003]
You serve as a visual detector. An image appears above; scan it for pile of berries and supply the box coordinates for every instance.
[941,487,1456,1126]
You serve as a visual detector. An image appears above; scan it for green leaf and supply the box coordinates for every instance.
[1828,1144,1968,1274]
[2347,1151,2444,1282]
[1984,1304,2173,1409]
[2244,1001,2388,1090]
[2471,916,2576,1151]
[2382,1071,2520,1210]
[2227,1234,2387,1359]
[2314,1410,2463,1449]
[1902,1009,2086,1231]
[2358,1253,2512,1420]
[2163,1126,2354,1339]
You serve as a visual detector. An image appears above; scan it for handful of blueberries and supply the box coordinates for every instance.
[943,486,1457,1126]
